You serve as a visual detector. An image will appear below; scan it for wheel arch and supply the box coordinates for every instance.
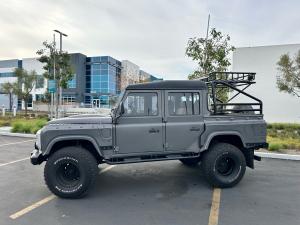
[202,132,245,151]
[44,136,103,163]
[201,132,254,169]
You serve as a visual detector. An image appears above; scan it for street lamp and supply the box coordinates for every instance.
[53,30,68,53]
[53,30,68,118]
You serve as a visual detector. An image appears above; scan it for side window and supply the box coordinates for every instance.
[168,92,200,116]
[123,92,158,117]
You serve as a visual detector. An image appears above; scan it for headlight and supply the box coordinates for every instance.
[36,129,42,150]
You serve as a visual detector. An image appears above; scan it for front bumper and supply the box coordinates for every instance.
[30,143,45,165]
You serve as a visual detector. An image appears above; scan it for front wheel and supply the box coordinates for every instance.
[201,142,246,188]
[44,146,98,198]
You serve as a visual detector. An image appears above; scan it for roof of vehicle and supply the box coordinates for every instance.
[126,80,207,90]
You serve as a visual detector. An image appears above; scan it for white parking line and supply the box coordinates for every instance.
[99,165,116,174]
[0,140,34,149]
[0,157,30,167]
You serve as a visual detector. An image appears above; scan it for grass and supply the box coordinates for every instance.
[267,123,300,151]
[11,118,48,134]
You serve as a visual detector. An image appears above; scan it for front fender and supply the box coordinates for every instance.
[44,135,102,156]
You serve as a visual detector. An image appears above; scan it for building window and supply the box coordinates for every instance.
[84,96,91,104]
[67,74,76,89]
[62,95,76,105]
[0,72,15,77]
[123,92,158,117]
[168,92,200,116]
[36,76,44,89]
[27,95,33,108]
[35,94,45,102]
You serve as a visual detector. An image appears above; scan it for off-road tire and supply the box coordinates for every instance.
[44,146,98,198]
[179,157,201,167]
[201,142,246,188]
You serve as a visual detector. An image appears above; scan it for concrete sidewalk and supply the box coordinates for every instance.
[0,126,35,138]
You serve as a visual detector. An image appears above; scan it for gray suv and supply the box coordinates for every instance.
[31,72,268,198]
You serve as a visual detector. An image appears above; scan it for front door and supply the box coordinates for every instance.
[92,99,100,108]
[164,90,204,152]
[115,90,163,154]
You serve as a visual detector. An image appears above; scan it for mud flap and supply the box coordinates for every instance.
[242,148,255,169]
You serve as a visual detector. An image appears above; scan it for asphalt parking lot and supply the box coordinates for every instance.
[0,136,299,225]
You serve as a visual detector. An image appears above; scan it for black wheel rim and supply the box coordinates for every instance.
[216,156,235,176]
[56,162,81,188]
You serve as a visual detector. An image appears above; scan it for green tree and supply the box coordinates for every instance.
[1,82,15,110]
[186,28,235,102]
[36,41,73,116]
[186,28,235,79]
[276,51,300,98]
[13,68,37,115]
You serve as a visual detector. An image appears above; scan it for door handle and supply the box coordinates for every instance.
[190,127,200,132]
[149,128,159,133]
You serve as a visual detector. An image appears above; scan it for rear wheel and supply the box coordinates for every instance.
[201,142,246,188]
[44,146,98,198]
[179,157,201,167]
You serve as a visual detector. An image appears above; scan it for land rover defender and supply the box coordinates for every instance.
[31,72,268,198]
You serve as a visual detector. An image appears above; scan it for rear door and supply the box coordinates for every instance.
[164,90,204,152]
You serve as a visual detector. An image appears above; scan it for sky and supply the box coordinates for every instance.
[1,0,300,80]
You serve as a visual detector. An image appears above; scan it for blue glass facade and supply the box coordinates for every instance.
[85,56,121,107]
[67,74,76,89]
[0,54,161,109]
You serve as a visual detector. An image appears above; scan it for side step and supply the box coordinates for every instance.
[105,152,200,165]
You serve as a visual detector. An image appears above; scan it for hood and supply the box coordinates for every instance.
[47,114,112,125]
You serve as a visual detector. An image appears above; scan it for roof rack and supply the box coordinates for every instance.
[200,72,262,115]
[200,71,256,85]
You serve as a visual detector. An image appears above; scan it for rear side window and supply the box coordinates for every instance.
[168,92,200,116]
[123,92,158,116]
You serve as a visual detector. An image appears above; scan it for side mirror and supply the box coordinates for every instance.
[113,103,124,124]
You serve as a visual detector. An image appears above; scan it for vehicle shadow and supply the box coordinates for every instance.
[88,161,211,199]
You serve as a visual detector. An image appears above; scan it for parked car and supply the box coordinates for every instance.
[31,72,268,198]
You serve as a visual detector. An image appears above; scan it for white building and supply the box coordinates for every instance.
[0,59,20,109]
[22,58,47,108]
[0,58,46,110]
[232,44,300,123]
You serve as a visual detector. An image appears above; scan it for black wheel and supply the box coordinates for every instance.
[201,142,246,188]
[179,157,201,167]
[44,146,98,198]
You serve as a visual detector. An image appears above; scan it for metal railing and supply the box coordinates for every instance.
[200,72,263,115]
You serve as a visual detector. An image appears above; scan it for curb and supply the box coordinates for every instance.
[0,132,35,138]
[255,152,300,161]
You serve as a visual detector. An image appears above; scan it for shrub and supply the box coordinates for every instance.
[11,122,23,133]
[11,119,47,134]
[268,143,282,151]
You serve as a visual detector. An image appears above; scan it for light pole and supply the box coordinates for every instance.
[53,29,68,118]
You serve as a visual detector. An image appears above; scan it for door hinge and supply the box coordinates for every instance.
[114,146,119,153]
[164,142,169,149]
